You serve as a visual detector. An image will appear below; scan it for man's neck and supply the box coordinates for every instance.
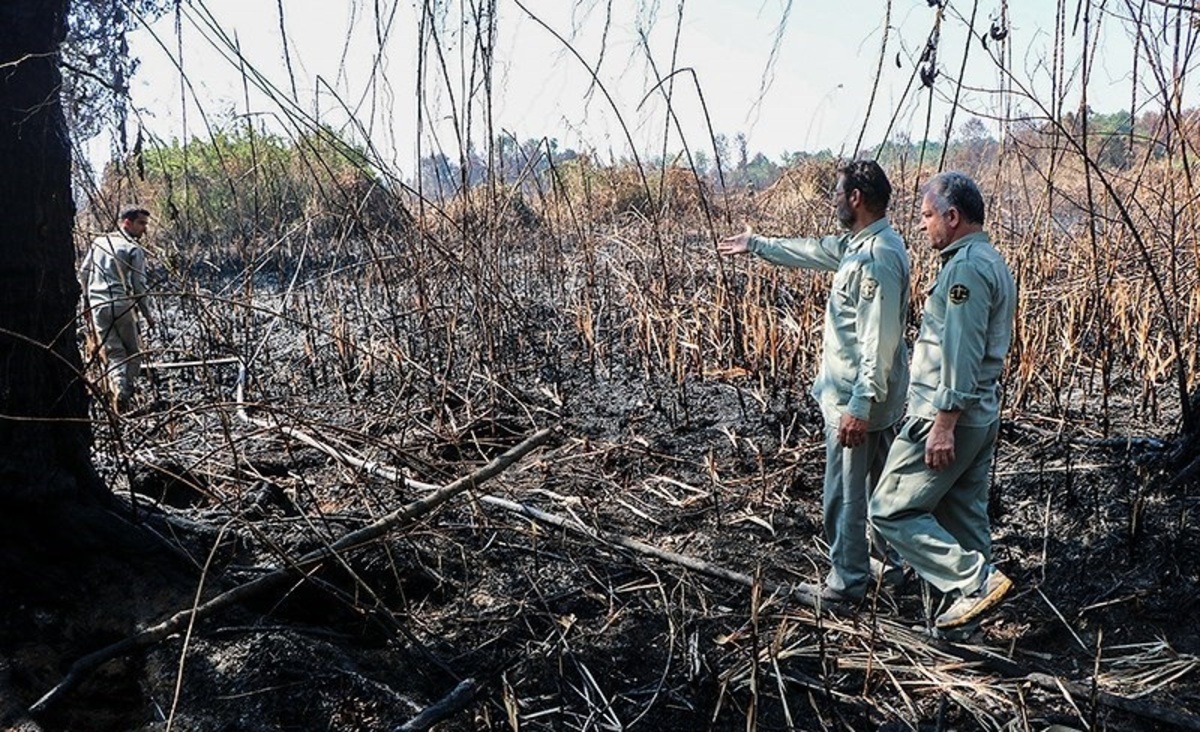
[948,224,984,244]
[849,212,885,235]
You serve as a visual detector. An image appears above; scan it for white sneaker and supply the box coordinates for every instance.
[935,567,1012,629]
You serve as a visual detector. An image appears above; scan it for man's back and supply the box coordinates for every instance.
[85,232,147,308]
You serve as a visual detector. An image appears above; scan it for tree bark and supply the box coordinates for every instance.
[1167,386,1200,489]
[0,0,102,505]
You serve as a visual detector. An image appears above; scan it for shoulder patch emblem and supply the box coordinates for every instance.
[861,277,878,300]
[949,283,970,304]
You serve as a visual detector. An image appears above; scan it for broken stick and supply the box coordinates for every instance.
[28,426,555,716]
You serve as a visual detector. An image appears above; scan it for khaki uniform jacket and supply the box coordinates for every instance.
[748,218,910,430]
[907,231,1016,426]
[81,230,151,318]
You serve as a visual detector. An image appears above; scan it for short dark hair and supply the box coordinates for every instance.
[923,172,985,225]
[119,206,151,222]
[837,159,892,215]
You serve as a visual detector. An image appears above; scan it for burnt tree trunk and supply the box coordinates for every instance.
[0,5,156,723]
[0,0,102,507]
[1168,387,1200,489]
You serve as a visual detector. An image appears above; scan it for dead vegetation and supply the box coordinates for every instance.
[15,1,1200,730]
[23,133,1197,730]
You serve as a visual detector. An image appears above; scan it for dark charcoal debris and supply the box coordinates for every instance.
[10,240,1198,731]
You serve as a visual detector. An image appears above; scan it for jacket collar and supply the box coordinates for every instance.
[847,216,891,250]
[939,230,989,261]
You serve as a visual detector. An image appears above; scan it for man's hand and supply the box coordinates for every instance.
[716,226,753,256]
[838,413,868,448]
[925,415,958,470]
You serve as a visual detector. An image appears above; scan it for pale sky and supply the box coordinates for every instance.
[111,0,1190,178]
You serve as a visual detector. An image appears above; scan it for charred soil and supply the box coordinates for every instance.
[6,233,1200,731]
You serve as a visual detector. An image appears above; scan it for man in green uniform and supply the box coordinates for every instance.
[718,160,910,602]
[81,206,156,412]
[869,171,1017,629]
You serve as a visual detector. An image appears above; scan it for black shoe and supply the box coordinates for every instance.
[797,581,861,603]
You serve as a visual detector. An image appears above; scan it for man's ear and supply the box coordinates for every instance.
[945,206,961,228]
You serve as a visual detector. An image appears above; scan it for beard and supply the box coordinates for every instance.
[836,199,854,229]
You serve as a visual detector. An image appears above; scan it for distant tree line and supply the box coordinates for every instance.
[415,106,1190,200]
[103,106,1189,239]
[417,136,583,198]
[878,108,1193,173]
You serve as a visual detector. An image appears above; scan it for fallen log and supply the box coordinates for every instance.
[234,361,442,491]
[479,495,1200,732]
[394,677,481,732]
[27,427,555,716]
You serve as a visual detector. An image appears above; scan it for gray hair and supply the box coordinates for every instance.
[923,172,985,225]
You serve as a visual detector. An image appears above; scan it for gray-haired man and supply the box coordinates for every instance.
[869,172,1017,629]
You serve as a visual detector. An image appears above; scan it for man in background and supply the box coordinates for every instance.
[870,171,1017,630]
[718,160,910,602]
[81,206,156,412]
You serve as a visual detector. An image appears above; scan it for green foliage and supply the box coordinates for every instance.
[140,126,296,243]
[108,122,392,250]
[780,149,836,168]
[741,153,781,190]
[1087,110,1135,169]
[1087,110,1134,137]
[874,132,945,169]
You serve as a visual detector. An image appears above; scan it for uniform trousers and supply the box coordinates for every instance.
[869,416,999,595]
[823,423,900,597]
[93,302,142,402]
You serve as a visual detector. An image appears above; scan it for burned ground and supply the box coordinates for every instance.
[3,214,1199,731]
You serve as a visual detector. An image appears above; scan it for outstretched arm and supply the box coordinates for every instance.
[716,226,753,256]
[719,226,846,272]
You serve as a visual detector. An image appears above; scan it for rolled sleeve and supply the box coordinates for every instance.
[846,394,873,420]
[931,383,978,412]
